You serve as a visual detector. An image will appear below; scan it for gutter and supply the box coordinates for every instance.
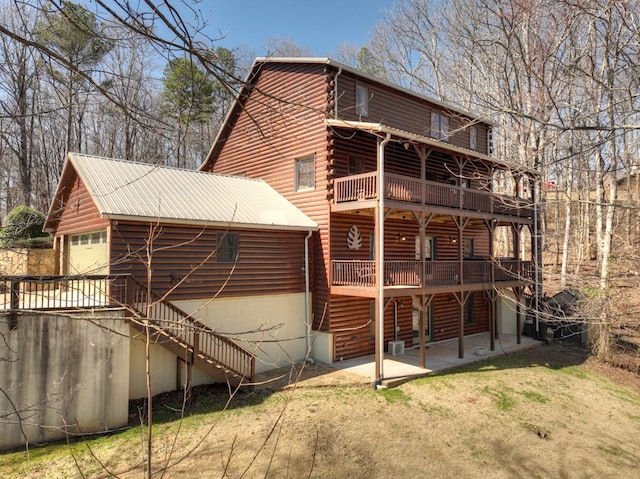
[333,67,343,119]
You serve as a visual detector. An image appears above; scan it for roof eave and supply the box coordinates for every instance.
[104,213,318,232]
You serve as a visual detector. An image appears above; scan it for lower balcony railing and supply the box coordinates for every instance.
[331,259,533,288]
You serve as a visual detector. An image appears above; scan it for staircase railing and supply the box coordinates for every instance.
[125,276,255,381]
[1,274,256,383]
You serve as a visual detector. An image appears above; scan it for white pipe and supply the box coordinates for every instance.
[376,133,392,385]
[304,229,313,360]
[533,176,541,336]
[333,67,343,119]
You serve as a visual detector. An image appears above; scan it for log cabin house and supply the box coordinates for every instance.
[2,153,319,448]
[200,57,542,382]
[0,58,542,448]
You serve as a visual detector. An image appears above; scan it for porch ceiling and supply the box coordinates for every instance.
[326,118,541,177]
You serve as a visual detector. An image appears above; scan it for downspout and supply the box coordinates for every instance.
[393,300,398,341]
[333,67,343,119]
[533,175,541,338]
[374,132,392,389]
[305,230,313,361]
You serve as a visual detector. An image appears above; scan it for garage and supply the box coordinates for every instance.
[68,230,109,275]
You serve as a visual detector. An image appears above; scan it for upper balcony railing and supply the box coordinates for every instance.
[331,259,532,289]
[333,172,534,218]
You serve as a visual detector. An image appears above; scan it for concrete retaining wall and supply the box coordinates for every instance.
[0,310,129,450]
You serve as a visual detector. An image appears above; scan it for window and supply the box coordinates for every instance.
[463,238,474,259]
[369,300,375,341]
[355,84,369,117]
[216,232,239,263]
[464,294,475,324]
[348,156,365,176]
[487,128,494,155]
[469,126,477,150]
[295,156,315,191]
[413,302,433,346]
[369,233,375,260]
[415,235,435,260]
[430,112,450,141]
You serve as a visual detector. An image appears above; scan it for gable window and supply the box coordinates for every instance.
[430,112,450,141]
[355,84,369,117]
[464,293,475,324]
[217,232,239,263]
[295,156,315,191]
[469,126,477,150]
[348,155,366,176]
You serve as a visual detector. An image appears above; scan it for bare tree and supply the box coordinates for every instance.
[0,4,41,207]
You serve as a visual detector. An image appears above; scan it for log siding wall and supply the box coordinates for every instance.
[110,221,308,301]
[53,176,109,236]
[203,63,333,330]
[336,72,490,155]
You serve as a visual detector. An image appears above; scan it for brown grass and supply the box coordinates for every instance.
[2,342,640,478]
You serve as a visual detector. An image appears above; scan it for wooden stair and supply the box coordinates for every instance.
[125,277,256,387]
[0,274,256,387]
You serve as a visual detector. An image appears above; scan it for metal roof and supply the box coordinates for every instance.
[54,153,317,231]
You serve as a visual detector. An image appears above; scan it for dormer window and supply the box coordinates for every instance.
[355,84,369,117]
[430,112,449,141]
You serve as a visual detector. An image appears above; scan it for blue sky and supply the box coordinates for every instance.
[204,0,396,56]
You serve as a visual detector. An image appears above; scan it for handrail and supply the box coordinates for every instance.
[334,172,534,218]
[126,276,255,380]
[0,274,256,382]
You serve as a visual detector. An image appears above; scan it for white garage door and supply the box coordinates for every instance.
[68,230,109,275]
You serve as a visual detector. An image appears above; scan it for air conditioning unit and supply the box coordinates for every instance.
[388,340,405,356]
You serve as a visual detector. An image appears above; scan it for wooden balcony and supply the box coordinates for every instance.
[331,259,532,294]
[333,172,534,219]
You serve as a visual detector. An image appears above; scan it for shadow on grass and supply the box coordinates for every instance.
[128,382,277,427]
[426,341,591,379]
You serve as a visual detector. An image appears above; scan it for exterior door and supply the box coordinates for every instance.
[68,230,109,275]
[413,302,433,346]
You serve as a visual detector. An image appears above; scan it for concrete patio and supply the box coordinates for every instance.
[333,332,541,387]
[254,332,542,390]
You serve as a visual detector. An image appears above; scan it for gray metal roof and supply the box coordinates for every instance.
[62,153,317,231]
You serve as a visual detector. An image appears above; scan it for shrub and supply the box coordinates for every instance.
[0,206,50,248]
